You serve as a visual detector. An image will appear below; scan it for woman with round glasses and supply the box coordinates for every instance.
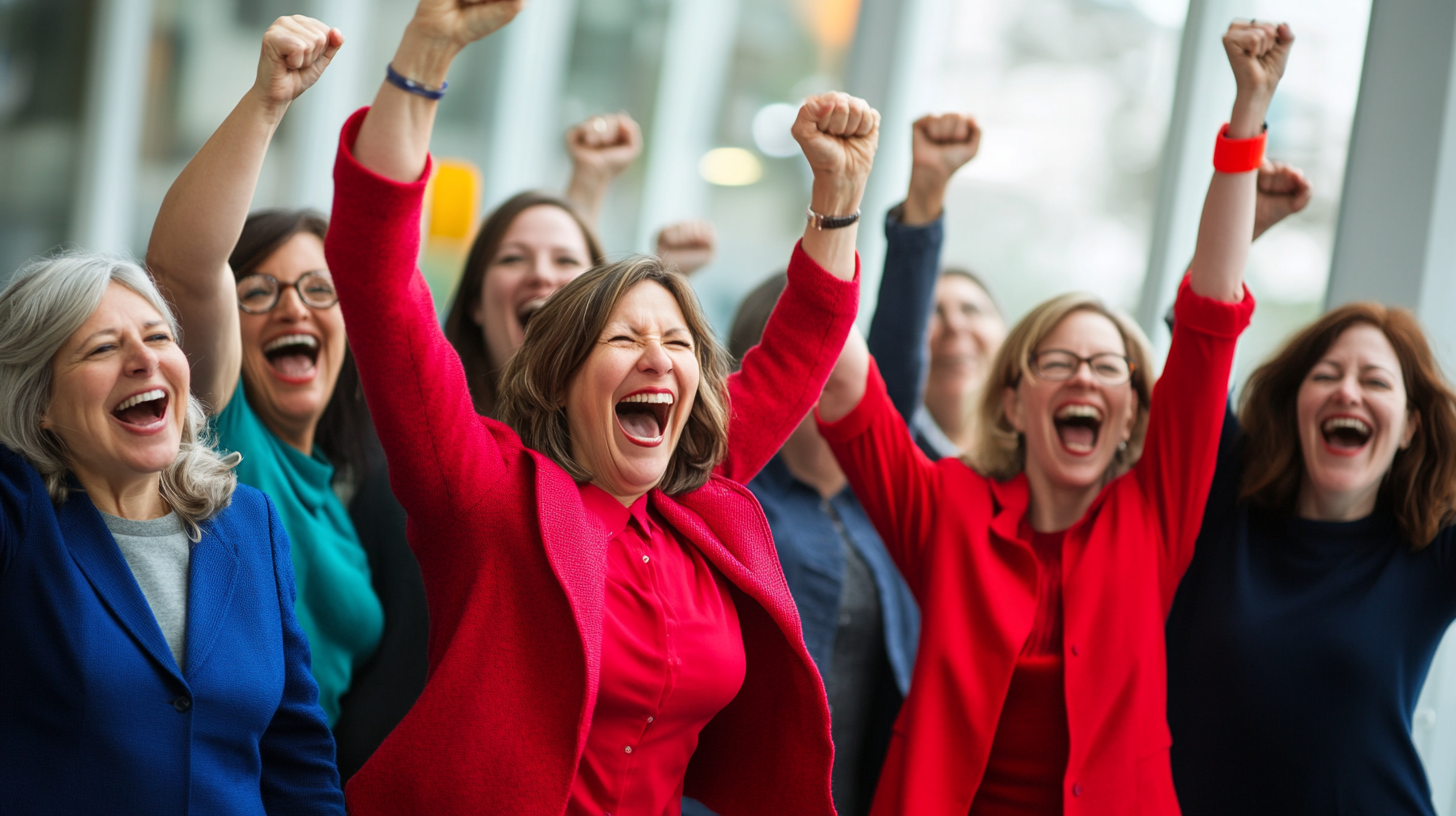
[146,17,407,775]
[812,21,1287,814]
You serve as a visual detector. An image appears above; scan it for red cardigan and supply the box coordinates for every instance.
[325,109,857,816]
[820,278,1253,816]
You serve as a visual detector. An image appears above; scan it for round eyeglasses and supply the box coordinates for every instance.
[236,271,338,314]
[1030,350,1135,385]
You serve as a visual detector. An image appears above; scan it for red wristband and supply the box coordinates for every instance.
[1212,123,1266,174]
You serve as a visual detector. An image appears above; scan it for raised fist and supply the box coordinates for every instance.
[655,220,717,276]
[1252,159,1312,240]
[567,113,643,179]
[1223,20,1294,100]
[253,16,343,107]
[912,113,981,181]
[791,92,880,194]
[409,0,526,49]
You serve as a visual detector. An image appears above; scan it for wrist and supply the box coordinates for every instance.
[903,174,949,225]
[392,24,463,87]
[1229,92,1272,138]
[242,88,290,128]
[810,175,864,217]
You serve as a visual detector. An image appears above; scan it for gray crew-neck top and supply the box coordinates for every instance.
[102,511,190,670]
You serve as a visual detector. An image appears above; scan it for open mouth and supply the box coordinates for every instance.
[1322,416,1372,452]
[112,388,169,429]
[517,298,548,332]
[1053,404,1103,455]
[263,333,319,382]
[614,390,674,447]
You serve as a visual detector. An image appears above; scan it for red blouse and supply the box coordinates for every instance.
[572,486,746,816]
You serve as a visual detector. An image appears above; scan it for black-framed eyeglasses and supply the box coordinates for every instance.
[236,271,338,314]
[1030,349,1135,385]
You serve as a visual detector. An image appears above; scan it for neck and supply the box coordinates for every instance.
[924,383,977,452]
[262,414,317,457]
[1296,479,1379,523]
[1022,462,1104,533]
[597,484,647,508]
[72,469,169,520]
[781,427,847,499]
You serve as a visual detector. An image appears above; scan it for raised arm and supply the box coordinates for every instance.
[147,17,342,413]
[867,112,980,421]
[564,113,642,227]
[716,93,876,483]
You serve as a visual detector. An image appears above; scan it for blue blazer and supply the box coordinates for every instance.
[0,446,345,815]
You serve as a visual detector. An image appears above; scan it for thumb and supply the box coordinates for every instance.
[323,28,345,60]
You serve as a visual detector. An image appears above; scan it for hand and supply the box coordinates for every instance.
[568,113,643,179]
[792,92,880,214]
[252,16,344,109]
[1252,159,1312,240]
[904,112,980,224]
[655,220,717,276]
[407,0,527,50]
[1222,20,1294,103]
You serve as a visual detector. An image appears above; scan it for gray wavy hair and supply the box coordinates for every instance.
[0,251,237,539]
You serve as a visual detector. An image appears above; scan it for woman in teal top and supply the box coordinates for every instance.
[146,17,382,726]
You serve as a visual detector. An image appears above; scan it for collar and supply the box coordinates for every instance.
[579,483,654,539]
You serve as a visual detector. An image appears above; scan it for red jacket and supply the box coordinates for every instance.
[820,279,1253,816]
[325,109,857,816]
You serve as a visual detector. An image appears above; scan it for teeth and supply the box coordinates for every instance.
[116,389,165,411]
[1323,417,1372,435]
[1055,404,1102,421]
[518,299,548,319]
[620,392,674,405]
[263,334,318,353]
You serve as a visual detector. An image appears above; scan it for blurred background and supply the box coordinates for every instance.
[8,0,1456,803]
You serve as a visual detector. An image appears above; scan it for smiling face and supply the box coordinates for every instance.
[42,282,189,488]
[1003,310,1139,491]
[929,274,1005,397]
[564,281,700,504]
[1295,324,1417,517]
[236,232,346,449]
[475,205,594,373]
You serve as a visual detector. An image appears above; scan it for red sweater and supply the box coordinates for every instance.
[820,278,1253,816]
[325,109,857,816]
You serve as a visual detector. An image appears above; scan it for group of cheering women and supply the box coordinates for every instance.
[2,1,1454,815]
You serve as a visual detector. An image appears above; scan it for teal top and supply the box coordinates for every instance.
[213,382,383,725]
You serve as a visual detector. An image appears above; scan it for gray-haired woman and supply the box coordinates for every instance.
[0,251,344,814]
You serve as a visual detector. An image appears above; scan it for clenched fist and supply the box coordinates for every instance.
[408,0,527,50]
[655,220,717,276]
[912,113,981,180]
[253,16,344,108]
[1253,159,1312,239]
[567,113,643,180]
[792,92,881,214]
[1223,21,1294,102]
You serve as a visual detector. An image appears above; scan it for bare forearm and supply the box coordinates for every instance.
[354,26,460,183]
[818,327,870,423]
[800,177,862,282]
[564,168,610,225]
[901,169,949,226]
[1189,92,1268,302]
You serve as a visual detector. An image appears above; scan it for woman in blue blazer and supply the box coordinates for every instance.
[0,251,344,815]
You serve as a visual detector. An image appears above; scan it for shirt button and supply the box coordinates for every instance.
[172,696,192,712]
[624,746,633,754]
[646,716,655,723]
[1072,782,1083,796]
[642,555,650,563]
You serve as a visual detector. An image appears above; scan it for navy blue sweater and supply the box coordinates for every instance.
[1166,409,1456,815]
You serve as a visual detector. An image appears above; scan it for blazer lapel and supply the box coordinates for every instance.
[532,454,607,704]
[655,481,781,624]
[183,516,239,678]
[58,495,181,680]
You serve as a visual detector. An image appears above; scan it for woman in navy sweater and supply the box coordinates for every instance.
[1167,303,1456,815]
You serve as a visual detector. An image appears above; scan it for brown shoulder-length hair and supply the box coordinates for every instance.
[972,293,1155,481]
[229,209,371,484]
[496,256,731,495]
[1238,302,1456,547]
[443,192,606,418]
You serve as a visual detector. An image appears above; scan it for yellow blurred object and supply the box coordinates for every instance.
[793,0,861,50]
[427,160,481,240]
[699,148,763,186]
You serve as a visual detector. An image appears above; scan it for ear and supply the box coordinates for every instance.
[1401,408,1420,449]
[1002,385,1026,433]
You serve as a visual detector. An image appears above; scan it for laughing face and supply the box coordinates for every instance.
[564,281,700,504]
[475,205,594,373]
[1003,310,1139,491]
[929,274,1005,397]
[236,232,346,450]
[43,282,189,487]
[1295,324,1417,517]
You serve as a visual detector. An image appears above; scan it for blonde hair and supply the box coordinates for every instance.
[497,256,731,495]
[0,251,237,539]
[971,293,1155,481]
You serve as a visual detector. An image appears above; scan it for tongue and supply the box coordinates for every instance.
[1058,424,1095,450]
[271,352,316,379]
[617,406,662,439]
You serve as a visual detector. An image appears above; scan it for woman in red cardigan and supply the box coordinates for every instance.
[815,21,1291,816]
[324,2,878,814]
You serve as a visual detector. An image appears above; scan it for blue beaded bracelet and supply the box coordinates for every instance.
[385,63,447,100]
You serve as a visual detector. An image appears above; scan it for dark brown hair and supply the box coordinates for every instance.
[727,272,788,367]
[229,209,370,484]
[497,256,730,495]
[1238,302,1456,547]
[443,192,606,418]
